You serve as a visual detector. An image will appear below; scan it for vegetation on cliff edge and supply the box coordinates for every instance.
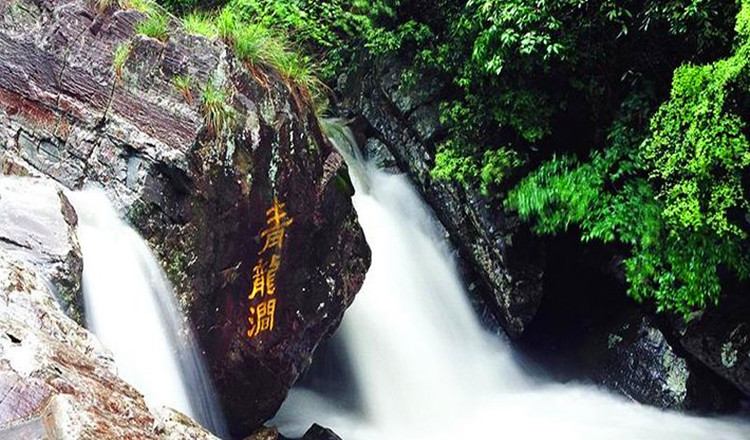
[150,0,749,316]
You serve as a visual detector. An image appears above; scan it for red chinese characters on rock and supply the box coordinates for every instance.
[248,197,293,339]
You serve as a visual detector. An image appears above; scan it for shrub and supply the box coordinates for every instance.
[641,33,749,240]
[432,139,524,195]
[506,2,750,314]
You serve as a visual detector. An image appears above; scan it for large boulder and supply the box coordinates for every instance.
[593,313,738,411]
[0,0,370,436]
[339,59,543,337]
[675,295,750,399]
[0,176,218,440]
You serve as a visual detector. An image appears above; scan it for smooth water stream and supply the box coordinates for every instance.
[275,127,750,440]
[69,189,227,438]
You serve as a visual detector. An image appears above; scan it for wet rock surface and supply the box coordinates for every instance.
[594,313,739,411]
[0,177,83,323]
[676,296,750,399]
[0,0,370,436]
[339,59,544,338]
[154,407,221,440]
[299,424,342,440]
[0,176,219,439]
[244,424,342,440]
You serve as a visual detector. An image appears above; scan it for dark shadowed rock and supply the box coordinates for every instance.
[339,58,543,337]
[0,0,370,436]
[516,236,741,412]
[300,424,342,440]
[594,313,738,411]
[675,295,750,399]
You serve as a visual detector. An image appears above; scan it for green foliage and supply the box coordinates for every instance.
[112,42,133,81]
[507,145,749,315]
[200,79,235,136]
[150,0,325,106]
[216,7,239,40]
[146,0,747,314]
[432,143,480,188]
[121,0,156,14]
[433,140,523,195]
[467,0,581,75]
[643,52,749,239]
[136,9,171,42]
[173,74,191,90]
[507,3,750,314]
[479,149,525,195]
[231,23,282,65]
[739,0,750,37]
[155,0,197,14]
[215,3,325,107]
[182,12,217,38]
[641,0,750,242]
[172,74,194,104]
[223,0,380,79]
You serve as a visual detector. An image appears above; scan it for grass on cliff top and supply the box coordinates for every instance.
[178,6,325,111]
[119,0,326,112]
[135,8,171,42]
[228,14,324,109]
[182,12,218,38]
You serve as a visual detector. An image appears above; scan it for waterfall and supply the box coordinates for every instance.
[274,124,750,440]
[69,189,228,438]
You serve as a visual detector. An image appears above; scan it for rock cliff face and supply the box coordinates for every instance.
[339,60,544,337]
[0,0,370,436]
[0,176,219,440]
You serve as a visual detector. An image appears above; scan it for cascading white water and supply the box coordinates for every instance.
[69,189,227,438]
[275,126,750,440]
